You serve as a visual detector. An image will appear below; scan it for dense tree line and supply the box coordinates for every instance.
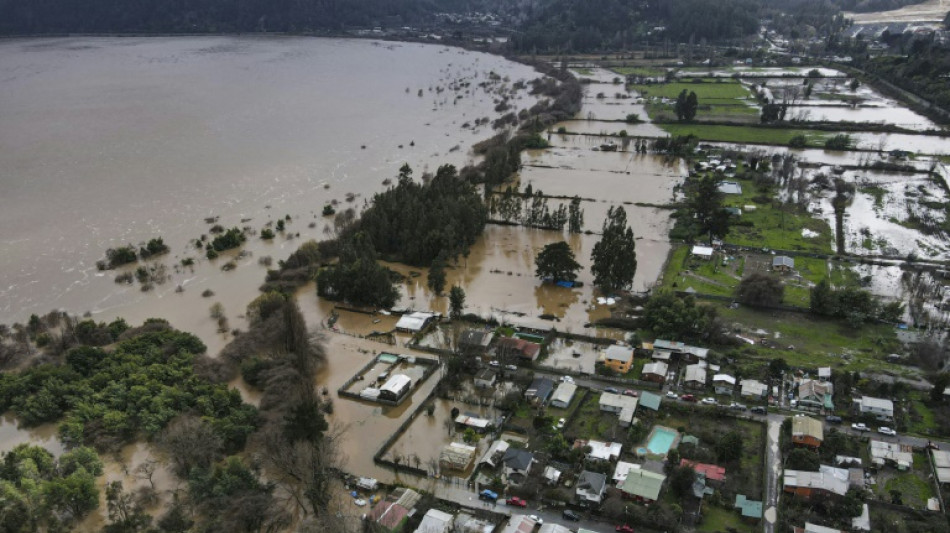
[315,232,400,308]
[0,322,258,453]
[359,163,487,266]
[810,279,905,325]
[863,43,950,117]
[0,444,105,531]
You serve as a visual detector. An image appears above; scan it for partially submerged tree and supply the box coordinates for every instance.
[590,206,637,294]
[535,241,581,283]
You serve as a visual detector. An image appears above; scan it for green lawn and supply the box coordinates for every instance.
[698,505,755,533]
[657,123,832,147]
[716,305,905,374]
[630,80,753,103]
[647,101,760,123]
[880,455,936,510]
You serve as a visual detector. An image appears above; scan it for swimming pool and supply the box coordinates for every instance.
[645,426,679,456]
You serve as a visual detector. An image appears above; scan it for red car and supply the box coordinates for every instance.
[622,389,638,397]
[680,394,697,402]
[506,497,527,508]
[616,525,635,533]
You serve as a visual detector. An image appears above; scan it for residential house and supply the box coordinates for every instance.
[439,442,477,471]
[734,494,763,521]
[653,339,709,363]
[684,364,708,390]
[651,348,673,362]
[869,440,912,470]
[525,378,555,406]
[638,392,662,411]
[783,466,849,499]
[740,379,768,400]
[691,245,714,260]
[791,416,824,448]
[500,515,538,533]
[478,440,509,468]
[496,337,541,362]
[473,369,496,389]
[642,361,669,383]
[817,367,831,381]
[681,459,726,486]
[854,396,894,421]
[713,374,736,395]
[543,465,562,485]
[612,461,641,485]
[603,344,635,374]
[599,393,638,427]
[772,256,795,272]
[395,311,436,333]
[379,374,412,403]
[550,382,578,409]
[455,414,491,433]
[575,439,622,462]
[502,448,535,484]
[799,380,834,411]
[620,469,666,503]
[414,509,455,533]
[932,449,950,485]
[459,329,494,355]
[576,470,607,506]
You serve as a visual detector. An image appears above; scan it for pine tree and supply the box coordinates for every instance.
[590,206,637,293]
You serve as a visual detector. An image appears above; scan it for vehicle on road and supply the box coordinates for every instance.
[825,415,842,424]
[851,423,870,432]
[562,509,581,521]
[616,525,635,533]
[505,364,518,371]
[506,497,527,507]
[556,418,566,429]
[479,489,498,501]
[528,515,544,525]
[489,360,499,368]
[878,426,897,436]
[622,389,638,397]
[666,391,678,399]
[701,397,718,405]
[729,402,747,411]
[605,387,619,394]
[560,375,575,383]
[353,499,366,507]
[681,394,697,402]
[750,406,767,414]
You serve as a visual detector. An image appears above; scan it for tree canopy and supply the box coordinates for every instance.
[315,232,399,309]
[643,290,718,341]
[736,273,785,307]
[535,241,581,283]
[590,206,637,293]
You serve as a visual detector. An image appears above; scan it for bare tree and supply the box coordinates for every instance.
[158,415,223,477]
[264,422,346,519]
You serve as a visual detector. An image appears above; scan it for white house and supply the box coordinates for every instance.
[740,379,768,399]
[684,364,708,389]
[612,461,641,485]
[550,382,578,409]
[379,374,412,402]
[414,509,455,533]
[691,245,714,260]
[395,311,437,333]
[712,374,736,395]
[854,396,894,421]
[578,439,622,462]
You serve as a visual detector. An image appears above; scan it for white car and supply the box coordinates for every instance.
[556,418,566,429]
[851,423,870,432]
[529,515,544,525]
[666,391,678,399]
[505,364,518,371]
[353,499,367,507]
[701,397,718,405]
[878,426,897,436]
[489,360,500,367]
[560,375,575,383]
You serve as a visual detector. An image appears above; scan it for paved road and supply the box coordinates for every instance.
[443,489,624,533]
[763,416,783,533]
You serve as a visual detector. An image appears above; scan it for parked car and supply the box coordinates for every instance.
[616,525,635,533]
[750,406,767,415]
[729,402,747,411]
[556,418,566,429]
[605,387,619,394]
[488,360,500,368]
[701,397,718,405]
[560,375,575,383]
[562,509,581,521]
[851,423,870,432]
[666,391,678,399]
[528,515,544,525]
[623,389,638,397]
[506,497,527,508]
[353,499,366,507]
[878,426,897,436]
[479,489,498,501]
[680,394,697,402]
[505,364,518,371]
[825,415,842,424]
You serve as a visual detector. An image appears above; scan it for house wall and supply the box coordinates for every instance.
[604,358,632,374]
[792,436,822,448]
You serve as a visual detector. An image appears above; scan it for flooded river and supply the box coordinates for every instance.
[0,36,541,344]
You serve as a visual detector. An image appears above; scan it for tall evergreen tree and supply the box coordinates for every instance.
[449,286,466,320]
[674,89,688,121]
[590,206,637,293]
[684,91,699,120]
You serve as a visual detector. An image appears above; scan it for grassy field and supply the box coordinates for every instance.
[630,80,754,103]
[566,392,628,442]
[877,452,936,510]
[612,66,668,78]
[657,123,832,147]
[716,305,905,374]
[647,101,760,123]
[697,505,756,533]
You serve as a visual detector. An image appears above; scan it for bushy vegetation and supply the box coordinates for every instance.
[643,290,721,342]
[0,322,258,452]
[360,164,486,266]
[0,444,105,530]
[316,233,399,308]
[810,279,905,325]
